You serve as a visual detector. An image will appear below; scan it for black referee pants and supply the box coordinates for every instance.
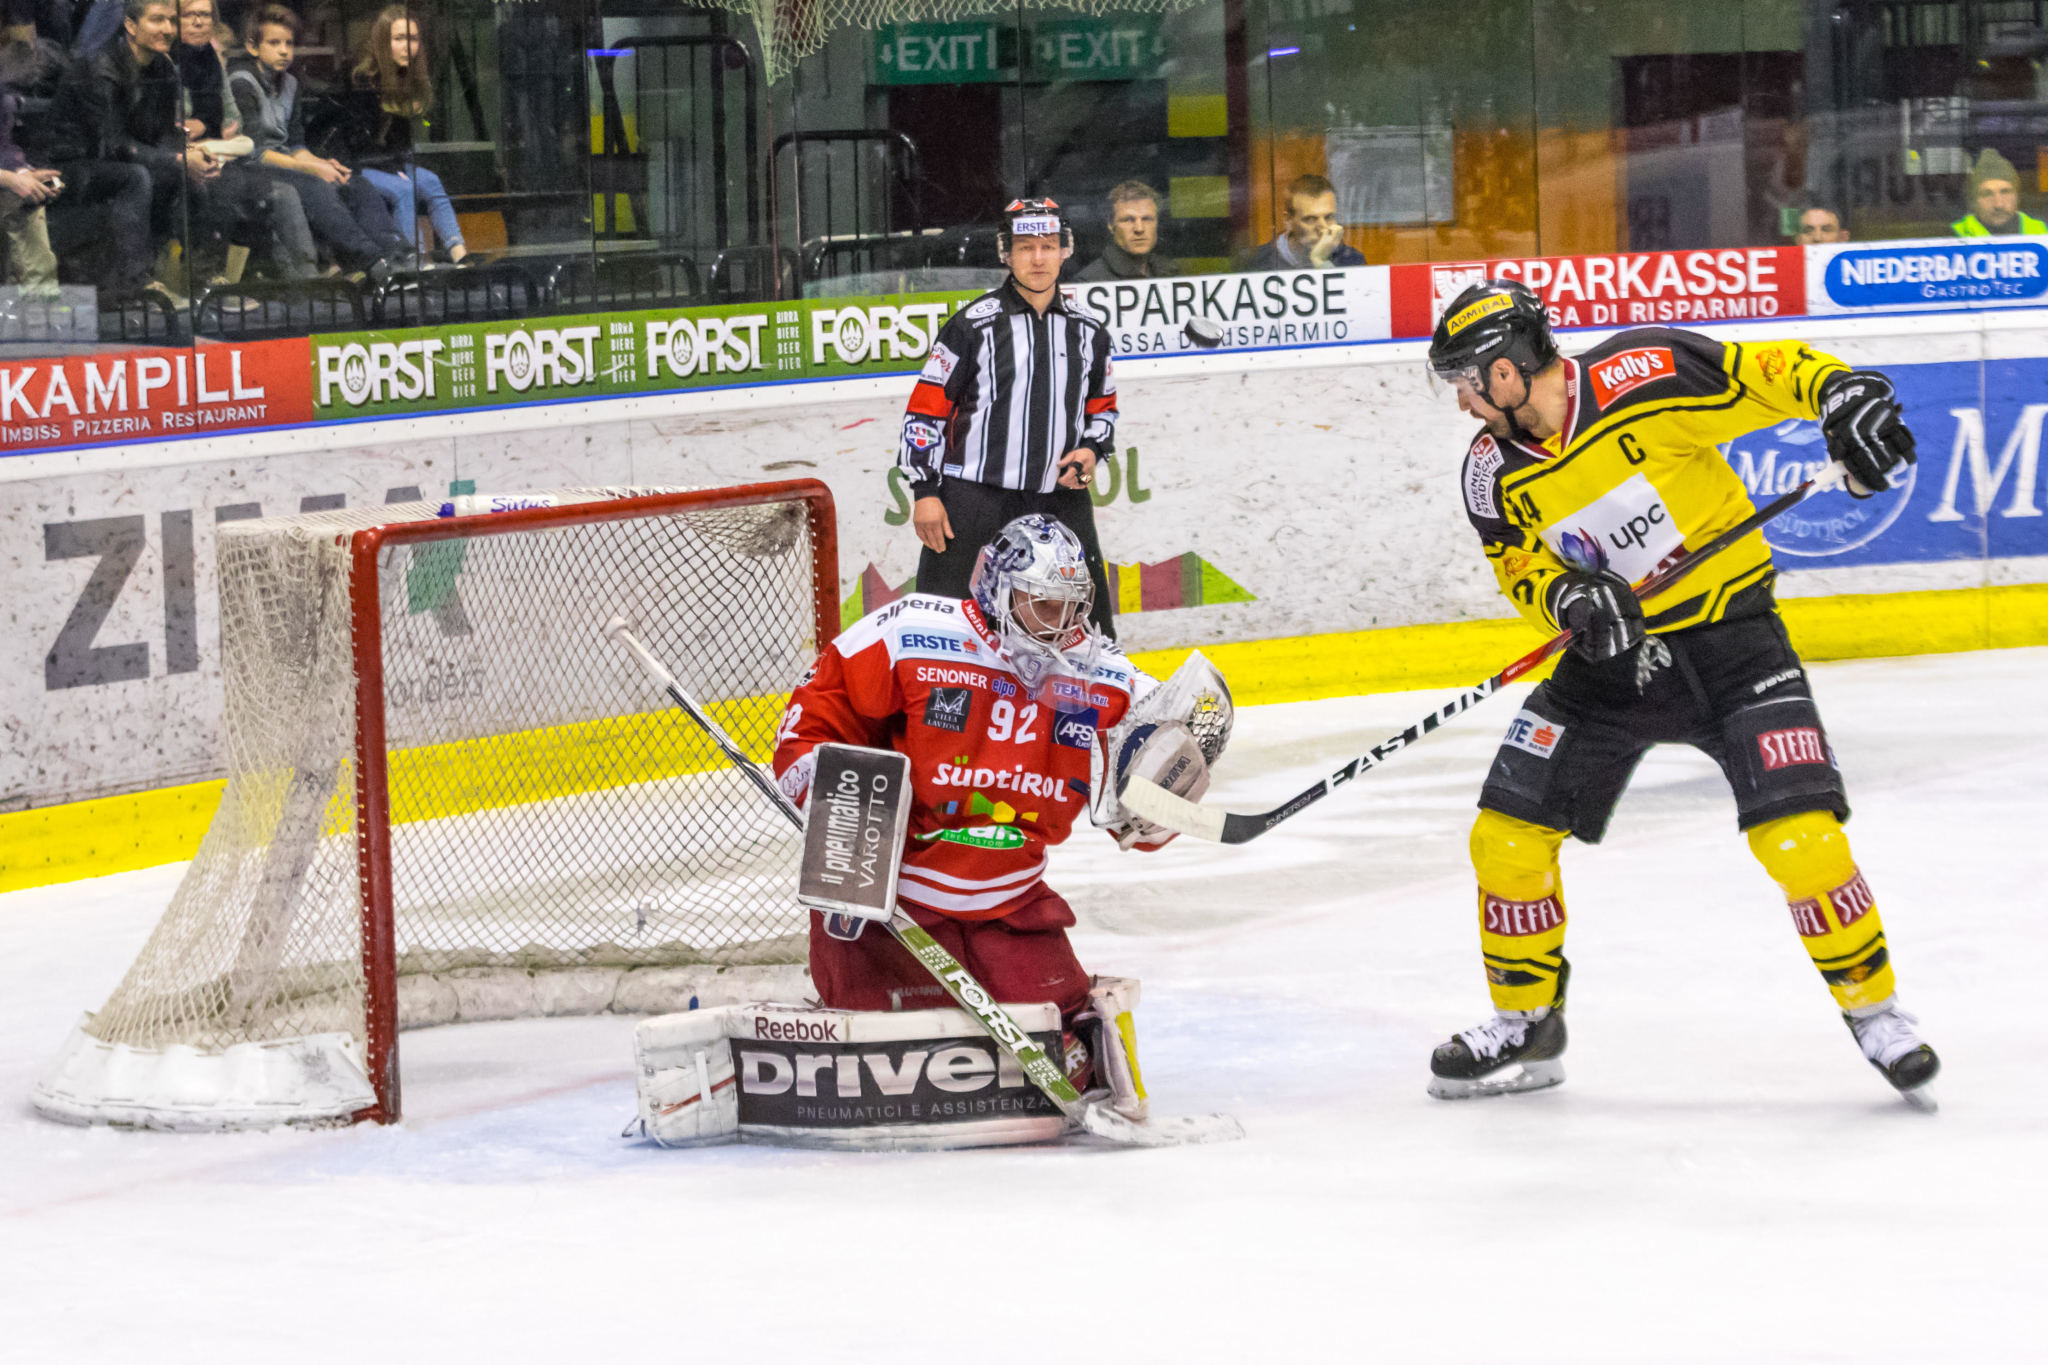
[914,479,1117,639]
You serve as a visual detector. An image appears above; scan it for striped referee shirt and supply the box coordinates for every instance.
[898,278,1119,494]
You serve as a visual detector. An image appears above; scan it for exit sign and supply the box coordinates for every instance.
[872,17,1164,86]
[872,22,1017,84]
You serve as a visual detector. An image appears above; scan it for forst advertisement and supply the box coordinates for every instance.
[307,291,980,421]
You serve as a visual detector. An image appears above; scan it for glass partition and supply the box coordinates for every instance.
[4,0,2046,363]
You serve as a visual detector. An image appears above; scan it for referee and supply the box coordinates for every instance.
[899,197,1121,638]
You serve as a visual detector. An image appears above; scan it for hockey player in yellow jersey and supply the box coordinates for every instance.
[1422,278,1938,1106]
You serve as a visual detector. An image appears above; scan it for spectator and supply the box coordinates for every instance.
[1795,203,1849,244]
[228,4,405,276]
[1077,180,1175,281]
[334,5,469,265]
[173,0,280,289]
[1953,149,2044,237]
[43,0,223,301]
[0,85,57,286]
[1240,173,1365,271]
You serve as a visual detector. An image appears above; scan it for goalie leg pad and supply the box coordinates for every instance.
[1075,975,1147,1121]
[630,1003,1071,1151]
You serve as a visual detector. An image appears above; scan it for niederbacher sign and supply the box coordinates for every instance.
[1822,242,2048,308]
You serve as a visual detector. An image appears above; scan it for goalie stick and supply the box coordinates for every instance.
[1120,471,1840,845]
[604,618,1243,1149]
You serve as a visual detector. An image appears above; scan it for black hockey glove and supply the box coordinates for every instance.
[1817,369,1917,499]
[1548,569,1644,663]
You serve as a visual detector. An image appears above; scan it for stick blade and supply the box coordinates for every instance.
[1119,775,1230,843]
[1076,1103,1245,1147]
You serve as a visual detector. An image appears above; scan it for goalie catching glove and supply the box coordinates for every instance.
[1817,369,1917,498]
[1093,722,1212,849]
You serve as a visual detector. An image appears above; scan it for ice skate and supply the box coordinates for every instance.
[1845,997,1940,1111]
[1428,963,1569,1099]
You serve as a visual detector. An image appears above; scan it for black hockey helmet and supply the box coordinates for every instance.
[998,197,1074,260]
[1426,278,1558,402]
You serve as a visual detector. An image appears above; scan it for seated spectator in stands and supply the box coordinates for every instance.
[1078,181,1175,281]
[1954,150,2044,237]
[43,0,224,301]
[0,85,57,286]
[174,0,285,290]
[333,5,469,265]
[228,4,405,276]
[1795,203,1849,244]
[1239,174,1365,271]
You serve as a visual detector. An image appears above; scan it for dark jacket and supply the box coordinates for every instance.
[1239,234,1366,271]
[1076,239,1179,281]
[225,53,304,157]
[43,37,181,172]
[316,72,412,170]
[173,39,236,139]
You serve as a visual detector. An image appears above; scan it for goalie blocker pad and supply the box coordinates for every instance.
[631,1002,1068,1151]
[796,743,913,924]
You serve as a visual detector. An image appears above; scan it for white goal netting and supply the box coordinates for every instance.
[35,485,832,1130]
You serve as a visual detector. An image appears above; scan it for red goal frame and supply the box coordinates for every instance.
[344,480,840,1123]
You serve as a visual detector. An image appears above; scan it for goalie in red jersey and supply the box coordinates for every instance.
[771,514,1232,1118]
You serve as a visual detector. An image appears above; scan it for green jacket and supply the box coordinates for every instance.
[1952,212,2047,236]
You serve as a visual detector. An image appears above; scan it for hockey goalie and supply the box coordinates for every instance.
[630,515,1233,1149]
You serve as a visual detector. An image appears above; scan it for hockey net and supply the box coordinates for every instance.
[713,0,1197,83]
[34,482,838,1131]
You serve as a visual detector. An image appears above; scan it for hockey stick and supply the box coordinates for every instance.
[1121,472,1838,844]
[605,618,1243,1148]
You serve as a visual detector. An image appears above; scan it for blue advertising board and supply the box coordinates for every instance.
[1721,357,2048,569]
[1806,238,2048,315]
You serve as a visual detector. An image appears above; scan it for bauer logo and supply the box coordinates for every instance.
[1587,346,1675,406]
[812,302,953,367]
[733,1033,1062,1128]
[315,338,445,407]
[1823,242,2048,308]
[1502,710,1564,759]
[1756,726,1827,771]
[1721,420,1916,558]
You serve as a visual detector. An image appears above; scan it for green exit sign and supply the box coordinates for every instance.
[872,22,1018,84]
[871,16,1164,86]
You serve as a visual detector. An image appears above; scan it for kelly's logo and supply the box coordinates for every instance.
[1588,346,1675,406]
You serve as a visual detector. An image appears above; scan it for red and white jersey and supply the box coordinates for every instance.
[772,594,1147,921]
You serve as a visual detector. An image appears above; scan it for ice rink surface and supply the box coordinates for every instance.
[3,648,2043,1363]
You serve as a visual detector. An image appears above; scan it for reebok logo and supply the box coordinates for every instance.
[753,1014,842,1042]
[1757,726,1827,771]
[1588,346,1675,406]
[1483,894,1565,937]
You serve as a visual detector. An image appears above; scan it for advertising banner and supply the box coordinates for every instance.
[1720,356,2048,566]
[0,338,311,454]
[1805,237,2048,316]
[1391,247,1805,337]
[1067,266,1391,356]
[309,292,980,422]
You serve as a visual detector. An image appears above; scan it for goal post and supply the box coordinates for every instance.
[34,481,840,1131]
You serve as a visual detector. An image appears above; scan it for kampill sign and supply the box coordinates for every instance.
[1391,247,1805,336]
[0,338,311,453]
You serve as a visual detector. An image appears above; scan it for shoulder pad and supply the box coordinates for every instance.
[1461,433,1506,522]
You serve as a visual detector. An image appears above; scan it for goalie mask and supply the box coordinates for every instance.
[969,514,1101,708]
